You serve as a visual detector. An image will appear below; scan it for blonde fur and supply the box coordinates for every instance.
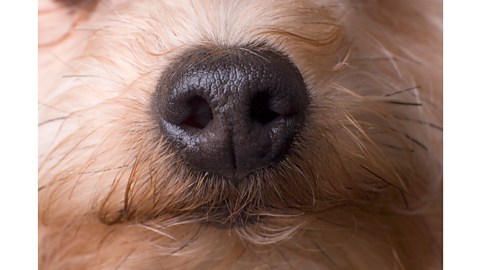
[39,0,443,269]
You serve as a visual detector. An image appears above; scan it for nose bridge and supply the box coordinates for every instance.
[210,64,251,128]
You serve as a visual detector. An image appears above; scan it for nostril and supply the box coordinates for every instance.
[181,96,213,129]
[250,92,280,125]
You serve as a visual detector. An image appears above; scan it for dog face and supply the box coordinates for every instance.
[39,0,442,269]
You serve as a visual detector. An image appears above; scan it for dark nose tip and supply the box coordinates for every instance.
[153,47,309,179]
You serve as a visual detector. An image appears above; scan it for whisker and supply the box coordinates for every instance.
[384,86,421,97]
[38,117,67,126]
[361,165,415,208]
[404,134,428,150]
[386,101,422,106]
[38,101,70,113]
[114,249,136,270]
[394,116,443,131]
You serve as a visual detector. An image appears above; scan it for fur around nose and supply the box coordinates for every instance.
[154,47,309,179]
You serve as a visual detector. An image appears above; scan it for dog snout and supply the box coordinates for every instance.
[154,47,309,179]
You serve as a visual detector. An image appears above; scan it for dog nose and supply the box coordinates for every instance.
[154,47,309,179]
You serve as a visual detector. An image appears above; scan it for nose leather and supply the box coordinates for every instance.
[153,46,309,179]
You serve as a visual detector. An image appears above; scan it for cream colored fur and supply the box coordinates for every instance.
[39,0,443,269]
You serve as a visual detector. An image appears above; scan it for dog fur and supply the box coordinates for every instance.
[38,0,443,269]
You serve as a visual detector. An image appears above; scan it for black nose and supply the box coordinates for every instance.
[153,46,309,179]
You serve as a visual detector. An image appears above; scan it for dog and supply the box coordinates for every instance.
[38,0,443,269]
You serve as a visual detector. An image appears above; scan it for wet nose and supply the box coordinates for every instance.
[153,47,309,179]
